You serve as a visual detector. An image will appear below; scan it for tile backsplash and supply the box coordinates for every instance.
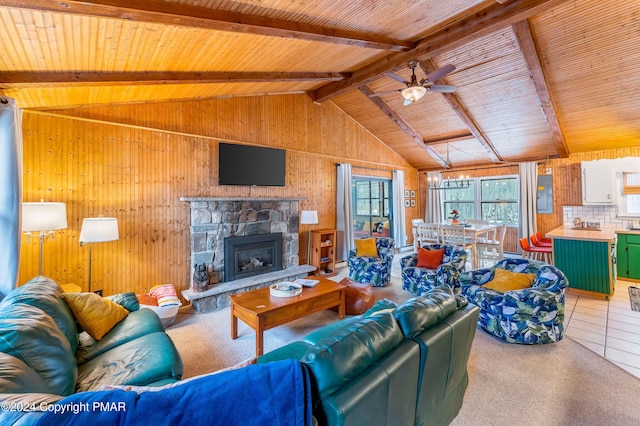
[563,205,629,228]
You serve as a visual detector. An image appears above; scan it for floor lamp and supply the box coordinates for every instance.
[79,217,119,293]
[300,210,318,265]
[22,201,68,276]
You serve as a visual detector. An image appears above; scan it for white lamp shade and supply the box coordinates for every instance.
[79,218,119,243]
[22,202,68,232]
[300,210,319,225]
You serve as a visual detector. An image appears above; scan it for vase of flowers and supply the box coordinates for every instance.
[449,209,460,225]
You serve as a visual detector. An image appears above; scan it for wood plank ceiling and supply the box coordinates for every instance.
[1,0,639,171]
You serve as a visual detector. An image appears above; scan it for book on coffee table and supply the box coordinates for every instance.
[295,278,320,288]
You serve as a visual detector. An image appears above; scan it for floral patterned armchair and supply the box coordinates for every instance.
[459,258,568,344]
[348,237,395,287]
[400,244,468,296]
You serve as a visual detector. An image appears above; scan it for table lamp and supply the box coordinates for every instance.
[22,200,68,276]
[300,210,319,265]
[79,217,119,293]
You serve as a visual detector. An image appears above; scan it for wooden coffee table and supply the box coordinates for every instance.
[229,277,346,357]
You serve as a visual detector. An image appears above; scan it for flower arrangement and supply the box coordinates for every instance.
[448,209,460,220]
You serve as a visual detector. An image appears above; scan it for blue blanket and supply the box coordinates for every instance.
[36,359,312,426]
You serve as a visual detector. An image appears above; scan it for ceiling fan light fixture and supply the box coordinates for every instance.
[401,85,427,103]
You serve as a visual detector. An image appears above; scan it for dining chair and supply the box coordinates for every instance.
[415,223,440,250]
[476,223,507,267]
[440,224,472,249]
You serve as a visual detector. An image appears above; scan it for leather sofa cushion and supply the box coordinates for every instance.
[75,308,166,365]
[302,312,403,398]
[393,286,458,338]
[0,352,52,394]
[0,303,77,396]
[256,341,312,364]
[76,332,183,392]
[1,276,79,352]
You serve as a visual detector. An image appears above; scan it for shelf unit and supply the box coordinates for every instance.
[310,229,336,276]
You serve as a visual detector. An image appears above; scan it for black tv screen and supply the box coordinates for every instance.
[218,143,286,186]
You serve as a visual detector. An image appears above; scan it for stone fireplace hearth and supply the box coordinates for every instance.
[179,197,316,312]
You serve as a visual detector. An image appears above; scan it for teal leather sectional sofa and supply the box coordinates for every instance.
[259,285,480,426]
[0,276,183,425]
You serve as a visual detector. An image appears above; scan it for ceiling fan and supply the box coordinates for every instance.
[370,61,457,106]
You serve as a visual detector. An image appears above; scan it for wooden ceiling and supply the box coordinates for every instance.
[1,0,639,171]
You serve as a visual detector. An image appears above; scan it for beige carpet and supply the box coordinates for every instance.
[167,268,640,425]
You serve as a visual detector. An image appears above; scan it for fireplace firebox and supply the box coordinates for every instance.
[224,233,283,281]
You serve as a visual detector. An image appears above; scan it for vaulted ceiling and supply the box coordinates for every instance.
[1,0,639,171]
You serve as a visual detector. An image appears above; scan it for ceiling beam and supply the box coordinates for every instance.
[512,19,570,158]
[420,60,502,163]
[0,71,350,88]
[359,85,447,168]
[1,0,414,52]
[313,0,572,102]
[422,131,475,146]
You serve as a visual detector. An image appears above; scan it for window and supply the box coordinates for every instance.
[353,178,392,237]
[480,178,519,224]
[616,172,640,217]
[443,176,518,225]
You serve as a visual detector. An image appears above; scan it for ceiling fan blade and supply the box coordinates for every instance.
[424,64,456,82]
[427,84,457,93]
[369,89,401,97]
[384,72,408,84]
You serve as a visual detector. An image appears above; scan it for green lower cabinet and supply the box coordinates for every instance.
[553,238,614,297]
[617,233,640,280]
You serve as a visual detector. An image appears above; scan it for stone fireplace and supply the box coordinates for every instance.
[224,233,283,281]
[179,197,315,312]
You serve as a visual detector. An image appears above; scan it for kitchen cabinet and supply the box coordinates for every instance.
[582,160,615,205]
[547,226,616,299]
[617,232,640,281]
[310,229,336,276]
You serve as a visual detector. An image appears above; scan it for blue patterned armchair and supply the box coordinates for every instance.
[459,258,568,344]
[348,237,395,287]
[400,244,468,296]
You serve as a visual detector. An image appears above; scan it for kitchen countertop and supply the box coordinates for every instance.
[546,225,617,242]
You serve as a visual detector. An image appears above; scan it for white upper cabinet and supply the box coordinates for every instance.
[582,157,640,206]
[582,160,615,205]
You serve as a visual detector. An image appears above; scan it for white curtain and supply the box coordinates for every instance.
[426,171,443,223]
[392,170,407,248]
[0,97,23,299]
[336,163,354,261]
[519,162,538,242]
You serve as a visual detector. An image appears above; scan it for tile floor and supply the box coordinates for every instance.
[565,279,640,379]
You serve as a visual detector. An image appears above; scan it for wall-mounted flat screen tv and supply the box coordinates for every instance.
[218,143,286,186]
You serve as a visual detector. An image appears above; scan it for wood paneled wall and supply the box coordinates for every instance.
[20,94,417,296]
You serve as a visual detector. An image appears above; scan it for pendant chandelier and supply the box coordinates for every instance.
[428,144,471,191]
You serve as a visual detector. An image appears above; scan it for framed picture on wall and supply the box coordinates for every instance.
[404,199,410,207]
[404,190,410,198]
[411,199,416,207]
[410,190,416,198]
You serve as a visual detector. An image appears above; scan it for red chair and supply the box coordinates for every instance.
[519,237,552,263]
[535,232,553,247]
[531,233,552,248]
